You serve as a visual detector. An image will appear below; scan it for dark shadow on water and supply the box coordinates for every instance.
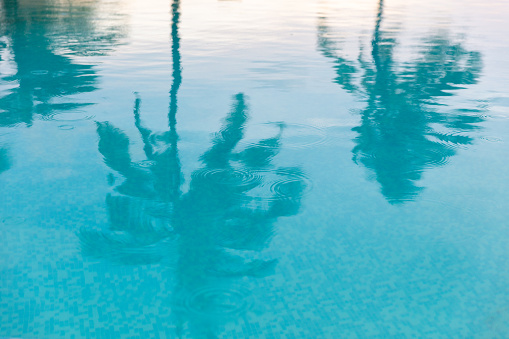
[318,0,484,203]
[79,0,308,337]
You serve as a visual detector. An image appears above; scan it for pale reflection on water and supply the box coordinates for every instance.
[1,0,509,337]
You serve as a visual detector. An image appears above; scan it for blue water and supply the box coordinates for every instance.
[1,0,509,337]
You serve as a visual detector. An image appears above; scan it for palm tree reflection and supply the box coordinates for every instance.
[80,0,307,336]
[0,0,125,126]
[83,93,306,337]
[318,0,484,203]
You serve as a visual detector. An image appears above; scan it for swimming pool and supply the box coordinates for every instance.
[1,0,508,337]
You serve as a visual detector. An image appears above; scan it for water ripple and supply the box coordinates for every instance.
[42,112,95,122]
[480,136,503,143]
[240,122,328,150]
[239,167,312,203]
[192,168,263,191]
[133,160,157,169]
[269,167,312,198]
[30,69,49,76]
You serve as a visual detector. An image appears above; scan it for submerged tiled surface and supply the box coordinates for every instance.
[2,165,509,338]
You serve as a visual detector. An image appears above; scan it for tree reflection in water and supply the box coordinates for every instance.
[318,0,484,203]
[0,0,126,126]
[0,0,126,177]
[79,0,307,337]
[81,93,307,337]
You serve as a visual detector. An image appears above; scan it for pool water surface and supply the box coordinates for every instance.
[1,0,509,337]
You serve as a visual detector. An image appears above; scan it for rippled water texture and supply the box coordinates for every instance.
[1,0,509,337]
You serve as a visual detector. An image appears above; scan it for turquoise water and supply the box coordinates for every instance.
[1,0,509,337]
